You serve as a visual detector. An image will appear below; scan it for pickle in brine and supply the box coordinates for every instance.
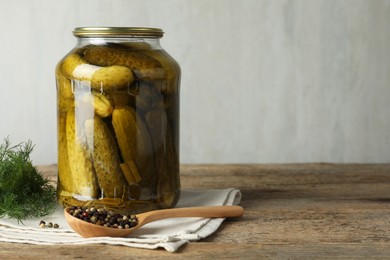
[66,110,99,198]
[111,105,156,192]
[83,45,165,80]
[85,116,127,199]
[61,52,134,91]
[145,108,180,208]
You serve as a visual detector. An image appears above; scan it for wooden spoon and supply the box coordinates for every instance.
[64,206,244,238]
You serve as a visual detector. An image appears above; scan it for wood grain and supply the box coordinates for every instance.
[1,163,390,259]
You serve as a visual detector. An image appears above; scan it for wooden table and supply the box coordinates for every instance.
[1,164,390,259]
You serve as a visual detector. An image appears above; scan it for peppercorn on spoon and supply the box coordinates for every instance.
[64,206,244,238]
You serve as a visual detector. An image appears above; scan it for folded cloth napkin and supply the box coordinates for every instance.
[0,189,241,252]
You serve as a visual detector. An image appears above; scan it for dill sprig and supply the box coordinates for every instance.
[0,138,56,221]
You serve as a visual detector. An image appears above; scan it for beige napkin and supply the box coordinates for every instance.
[0,189,241,252]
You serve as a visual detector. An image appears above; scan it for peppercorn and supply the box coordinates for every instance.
[68,206,138,229]
[47,222,53,228]
[90,216,97,223]
[53,223,59,229]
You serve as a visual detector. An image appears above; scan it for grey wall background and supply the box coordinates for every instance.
[0,0,389,165]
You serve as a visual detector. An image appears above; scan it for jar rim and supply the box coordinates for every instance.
[73,27,164,38]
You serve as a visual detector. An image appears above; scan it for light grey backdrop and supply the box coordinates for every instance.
[0,0,389,165]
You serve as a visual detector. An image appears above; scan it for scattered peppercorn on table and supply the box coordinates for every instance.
[1,163,390,258]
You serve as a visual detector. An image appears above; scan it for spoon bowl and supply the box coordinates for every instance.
[64,205,244,238]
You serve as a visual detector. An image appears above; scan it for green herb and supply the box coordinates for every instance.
[0,138,56,221]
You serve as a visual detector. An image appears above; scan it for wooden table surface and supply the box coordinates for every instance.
[1,163,390,259]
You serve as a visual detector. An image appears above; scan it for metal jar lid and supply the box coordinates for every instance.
[73,27,164,38]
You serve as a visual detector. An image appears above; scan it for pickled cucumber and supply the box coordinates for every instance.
[85,116,127,199]
[66,110,99,198]
[83,45,166,80]
[62,53,134,90]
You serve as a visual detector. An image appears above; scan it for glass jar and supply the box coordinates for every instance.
[56,27,180,214]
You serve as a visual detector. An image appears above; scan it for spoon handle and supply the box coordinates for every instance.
[140,206,244,225]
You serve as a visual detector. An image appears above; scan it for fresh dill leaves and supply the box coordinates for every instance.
[0,138,56,221]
